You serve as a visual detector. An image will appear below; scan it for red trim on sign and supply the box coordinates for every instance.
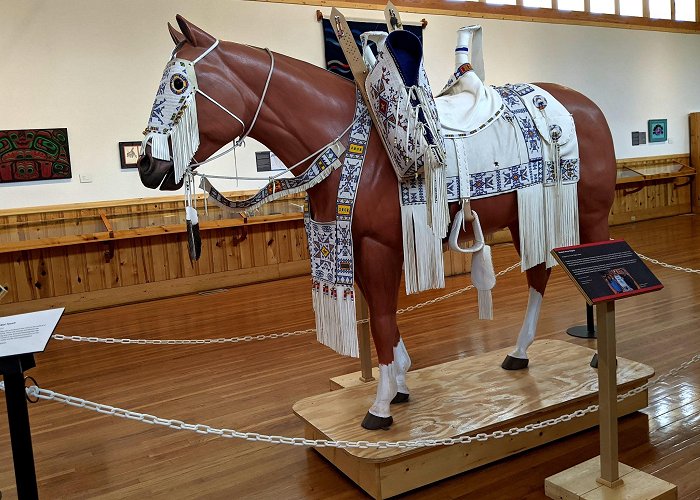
[591,284,664,304]
[553,239,623,252]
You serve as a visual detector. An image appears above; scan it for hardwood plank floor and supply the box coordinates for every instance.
[1,214,699,499]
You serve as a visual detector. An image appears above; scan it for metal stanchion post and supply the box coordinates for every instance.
[0,353,39,500]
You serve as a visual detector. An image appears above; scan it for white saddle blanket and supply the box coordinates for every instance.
[436,69,503,137]
[436,82,579,201]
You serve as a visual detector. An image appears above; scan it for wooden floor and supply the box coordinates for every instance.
[1,214,699,499]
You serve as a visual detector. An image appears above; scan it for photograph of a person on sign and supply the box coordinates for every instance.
[602,268,639,294]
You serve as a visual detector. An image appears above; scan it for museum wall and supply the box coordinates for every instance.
[2,0,700,209]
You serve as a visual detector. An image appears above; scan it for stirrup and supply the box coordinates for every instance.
[449,206,485,254]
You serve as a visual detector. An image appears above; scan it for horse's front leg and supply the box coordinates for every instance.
[502,261,551,370]
[354,236,405,430]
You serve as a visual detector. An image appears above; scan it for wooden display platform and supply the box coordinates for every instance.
[293,340,654,499]
[545,456,677,499]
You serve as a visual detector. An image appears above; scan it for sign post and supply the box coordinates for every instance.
[0,308,64,500]
[545,240,677,499]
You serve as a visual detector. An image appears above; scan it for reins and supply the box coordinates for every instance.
[180,41,275,171]
[180,40,360,184]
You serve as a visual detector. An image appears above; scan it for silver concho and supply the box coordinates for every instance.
[549,124,562,142]
[533,94,548,111]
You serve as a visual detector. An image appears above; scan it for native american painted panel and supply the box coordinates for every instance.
[0,128,72,183]
[321,19,423,80]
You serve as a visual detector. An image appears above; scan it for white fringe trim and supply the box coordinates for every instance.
[471,243,495,320]
[312,283,359,358]
[517,184,546,271]
[425,151,449,240]
[401,204,445,295]
[518,181,579,271]
[478,288,493,321]
[171,96,200,184]
[148,132,171,162]
[543,181,579,267]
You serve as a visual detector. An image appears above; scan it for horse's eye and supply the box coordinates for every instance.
[170,74,188,94]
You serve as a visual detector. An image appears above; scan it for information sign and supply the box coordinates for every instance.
[551,240,662,305]
[0,308,64,357]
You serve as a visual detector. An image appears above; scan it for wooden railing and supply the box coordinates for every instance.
[0,153,695,315]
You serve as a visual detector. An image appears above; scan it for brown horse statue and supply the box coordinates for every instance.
[137,16,616,430]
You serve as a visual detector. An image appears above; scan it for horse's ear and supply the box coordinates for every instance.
[168,22,185,45]
[175,15,216,48]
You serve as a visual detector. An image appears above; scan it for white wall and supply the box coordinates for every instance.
[1,0,699,209]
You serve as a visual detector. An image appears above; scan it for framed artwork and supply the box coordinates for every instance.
[648,119,668,143]
[0,128,72,183]
[119,141,142,169]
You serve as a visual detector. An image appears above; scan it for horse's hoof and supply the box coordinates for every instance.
[501,355,529,370]
[391,392,409,404]
[361,412,393,430]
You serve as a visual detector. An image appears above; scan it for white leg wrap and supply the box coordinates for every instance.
[369,362,397,418]
[393,339,412,394]
[510,288,543,360]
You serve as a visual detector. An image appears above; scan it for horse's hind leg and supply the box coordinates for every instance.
[502,223,551,370]
[392,338,411,404]
[354,236,405,430]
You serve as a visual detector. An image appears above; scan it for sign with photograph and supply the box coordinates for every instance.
[552,240,662,305]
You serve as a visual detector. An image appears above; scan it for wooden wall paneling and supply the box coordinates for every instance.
[292,223,309,261]
[264,223,280,266]
[207,229,227,275]
[31,249,54,299]
[223,227,243,272]
[275,221,293,265]
[139,236,156,283]
[0,254,15,304]
[12,251,35,301]
[451,250,468,276]
[148,235,170,283]
[65,245,87,294]
[238,226,255,270]
[115,239,136,287]
[132,236,149,285]
[163,233,184,281]
[442,249,454,277]
[691,112,700,213]
[13,214,28,242]
[180,234,200,279]
[197,232,215,277]
[42,211,61,239]
[250,225,269,268]
[103,241,121,289]
[84,244,107,292]
[0,217,10,245]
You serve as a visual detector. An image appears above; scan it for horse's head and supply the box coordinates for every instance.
[138,16,253,190]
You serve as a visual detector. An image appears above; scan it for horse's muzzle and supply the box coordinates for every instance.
[137,145,184,191]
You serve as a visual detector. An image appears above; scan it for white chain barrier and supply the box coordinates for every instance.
[51,262,522,345]
[0,254,697,449]
[1,353,697,449]
[637,253,700,275]
[48,254,696,346]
